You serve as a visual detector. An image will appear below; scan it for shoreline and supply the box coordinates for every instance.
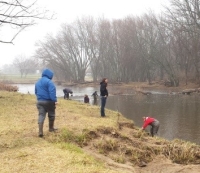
[1,91,200,173]
[4,80,200,96]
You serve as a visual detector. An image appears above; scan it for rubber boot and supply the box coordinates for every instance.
[49,120,57,132]
[38,123,44,137]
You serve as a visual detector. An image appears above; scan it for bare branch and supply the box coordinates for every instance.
[0,0,54,44]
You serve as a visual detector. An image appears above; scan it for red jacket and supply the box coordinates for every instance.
[142,117,155,129]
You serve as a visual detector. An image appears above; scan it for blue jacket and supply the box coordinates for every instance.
[35,69,57,102]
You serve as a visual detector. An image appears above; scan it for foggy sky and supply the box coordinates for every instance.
[0,0,168,67]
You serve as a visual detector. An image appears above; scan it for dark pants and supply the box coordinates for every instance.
[37,101,56,124]
[64,93,69,99]
[101,96,107,117]
[150,120,160,137]
[93,98,98,105]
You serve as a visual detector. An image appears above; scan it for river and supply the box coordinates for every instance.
[15,84,200,145]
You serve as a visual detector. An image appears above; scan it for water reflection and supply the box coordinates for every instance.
[16,84,99,104]
[14,84,200,144]
[106,94,200,144]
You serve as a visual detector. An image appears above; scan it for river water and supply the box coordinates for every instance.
[15,84,200,145]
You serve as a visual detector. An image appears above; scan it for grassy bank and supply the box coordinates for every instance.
[1,91,200,173]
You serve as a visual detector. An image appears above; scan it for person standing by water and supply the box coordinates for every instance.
[100,78,108,117]
[92,91,98,105]
[35,68,57,137]
[142,116,160,137]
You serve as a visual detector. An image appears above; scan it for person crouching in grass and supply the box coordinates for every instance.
[142,116,160,137]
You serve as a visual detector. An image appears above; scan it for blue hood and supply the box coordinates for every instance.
[35,68,57,102]
[42,69,54,79]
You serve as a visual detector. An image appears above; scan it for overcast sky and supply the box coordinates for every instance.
[0,0,168,66]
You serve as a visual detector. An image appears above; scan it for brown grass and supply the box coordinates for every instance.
[0,91,120,173]
[1,91,200,173]
[0,82,18,91]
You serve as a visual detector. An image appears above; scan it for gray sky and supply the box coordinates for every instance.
[0,0,168,66]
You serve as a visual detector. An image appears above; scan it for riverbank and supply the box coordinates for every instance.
[62,80,200,91]
[61,81,200,97]
[1,91,200,173]
[1,78,200,93]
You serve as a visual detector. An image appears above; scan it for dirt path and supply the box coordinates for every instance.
[136,155,200,173]
[84,147,136,173]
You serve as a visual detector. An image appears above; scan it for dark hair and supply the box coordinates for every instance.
[101,78,107,83]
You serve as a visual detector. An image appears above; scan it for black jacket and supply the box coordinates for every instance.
[100,82,108,96]
[84,96,89,103]
[63,88,73,94]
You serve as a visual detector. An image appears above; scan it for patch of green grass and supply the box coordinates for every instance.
[56,142,84,154]
[47,128,95,147]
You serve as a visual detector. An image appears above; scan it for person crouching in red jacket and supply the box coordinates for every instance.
[142,117,160,137]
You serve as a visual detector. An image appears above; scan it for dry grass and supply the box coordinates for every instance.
[1,91,200,173]
[0,82,18,91]
[163,139,200,164]
[0,91,122,173]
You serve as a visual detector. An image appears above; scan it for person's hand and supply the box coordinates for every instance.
[55,102,58,105]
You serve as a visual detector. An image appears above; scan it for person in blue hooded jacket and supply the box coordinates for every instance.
[35,68,57,137]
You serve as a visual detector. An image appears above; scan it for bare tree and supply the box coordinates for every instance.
[13,55,27,77]
[13,55,38,77]
[77,17,99,82]
[0,0,53,44]
[35,19,93,83]
[164,0,200,85]
[33,1,200,86]
[35,36,71,81]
